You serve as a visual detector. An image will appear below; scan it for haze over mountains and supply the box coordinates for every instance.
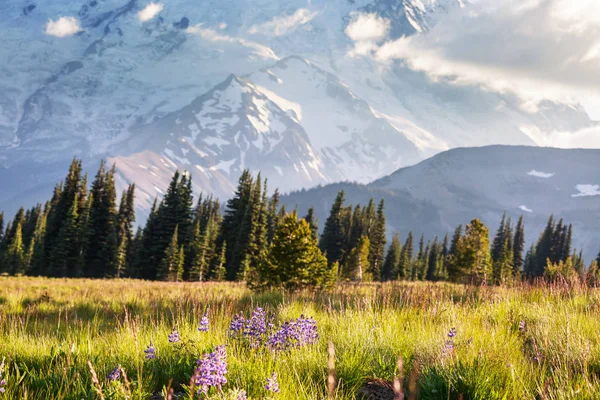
[0,0,599,255]
[282,146,600,261]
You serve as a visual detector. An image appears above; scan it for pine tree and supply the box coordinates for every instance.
[532,215,555,277]
[447,219,492,284]
[85,161,119,278]
[344,235,370,282]
[513,215,525,276]
[426,237,439,281]
[7,222,25,275]
[254,212,333,290]
[382,233,401,281]
[596,249,600,267]
[266,189,281,244]
[213,242,227,281]
[137,198,160,280]
[491,213,506,264]
[117,184,136,275]
[158,225,184,282]
[53,194,80,277]
[368,199,386,281]
[45,158,82,275]
[320,191,347,266]
[220,170,254,279]
[397,232,413,280]
[303,207,319,240]
[188,219,211,281]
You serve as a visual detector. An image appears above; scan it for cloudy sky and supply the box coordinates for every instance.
[345,0,600,147]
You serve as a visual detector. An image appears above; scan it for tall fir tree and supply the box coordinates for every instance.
[532,215,555,277]
[426,237,440,281]
[382,232,401,281]
[220,170,254,279]
[397,231,413,280]
[368,200,386,281]
[303,207,319,240]
[320,191,347,266]
[513,215,525,277]
[85,161,119,278]
[7,222,25,275]
[158,225,184,282]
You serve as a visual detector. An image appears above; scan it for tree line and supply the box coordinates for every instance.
[0,159,599,288]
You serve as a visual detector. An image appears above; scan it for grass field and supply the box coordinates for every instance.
[1,278,600,399]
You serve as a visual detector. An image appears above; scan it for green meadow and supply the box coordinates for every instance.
[1,277,600,399]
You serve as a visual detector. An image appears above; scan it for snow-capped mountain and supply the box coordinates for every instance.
[245,56,421,183]
[0,0,596,216]
[111,74,325,209]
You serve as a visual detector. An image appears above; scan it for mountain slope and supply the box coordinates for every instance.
[110,74,325,209]
[282,146,600,262]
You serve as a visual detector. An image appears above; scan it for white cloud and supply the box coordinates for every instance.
[519,205,533,213]
[520,125,600,149]
[45,17,81,37]
[248,9,317,36]
[345,12,391,58]
[572,184,600,197]
[137,2,164,22]
[345,12,391,42]
[346,0,600,116]
[527,170,555,178]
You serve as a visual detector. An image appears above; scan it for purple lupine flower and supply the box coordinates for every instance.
[237,390,248,400]
[245,307,268,348]
[229,313,246,335]
[199,313,209,332]
[108,366,121,382]
[194,345,228,395]
[265,372,280,393]
[168,327,181,343]
[447,327,457,338]
[519,321,526,332]
[144,342,156,360]
[267,315,319,352]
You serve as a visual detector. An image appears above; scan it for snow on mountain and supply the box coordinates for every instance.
[111,74,326,208]
[245,56,421,183]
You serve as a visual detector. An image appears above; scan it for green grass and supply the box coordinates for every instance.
[1,278,600,399]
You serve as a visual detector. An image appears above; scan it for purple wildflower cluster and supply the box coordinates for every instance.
[265,372,280,393]
[199,313,210,332]
[237,390,248,400]
[267,315,319,352]
[193,345,228,395]
[0,360,6,394]
[519,320,526,333]
[145,342,156,360]
[168,327,181,343]
[229,307,272,348]
[108,366,121,382]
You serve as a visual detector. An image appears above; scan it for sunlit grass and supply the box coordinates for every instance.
[0,277,599,399]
